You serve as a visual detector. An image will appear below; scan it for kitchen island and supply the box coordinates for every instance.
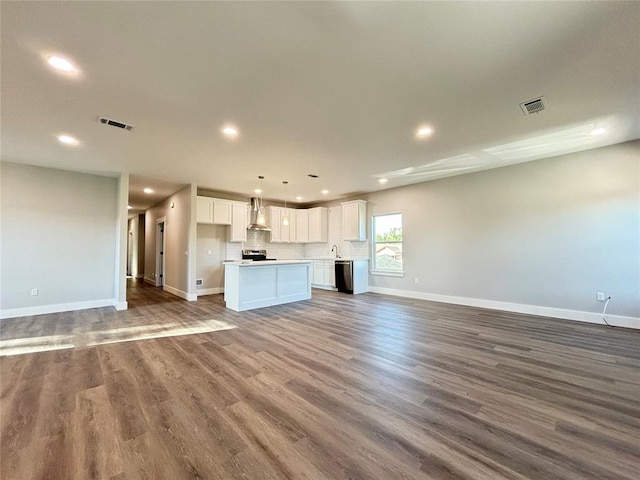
[223,260,312,312]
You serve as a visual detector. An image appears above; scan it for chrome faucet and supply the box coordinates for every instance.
[331,244,340,258]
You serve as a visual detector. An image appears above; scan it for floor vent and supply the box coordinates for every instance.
[98,116,134,131]
[519,96,547,115]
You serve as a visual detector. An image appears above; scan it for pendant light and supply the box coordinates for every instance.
[282,181,289,226]
[256,176,266,225]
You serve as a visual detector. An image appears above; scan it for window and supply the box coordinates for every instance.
[372,213,403,274]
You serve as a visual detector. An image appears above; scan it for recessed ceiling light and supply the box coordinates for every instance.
[254,188,262,194]
[378,178,388,185]
[127,205,132,210]
[143,188,154,194]
[416,126,433,138]
[321,189,329,195]
[590,127,607,136]
[296,196,303,201]
[222,125,238,138]
[47,55,76,73]
[57,134,79,145]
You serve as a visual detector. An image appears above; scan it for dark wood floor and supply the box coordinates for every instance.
[1,279,639,479]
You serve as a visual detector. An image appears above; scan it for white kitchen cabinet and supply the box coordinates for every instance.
[229,202,247,242]
[312,261,324,285]
[342,200,367,241]
[296,209,309,243]
[197,196,232,225]
[269,207,282,242]
[282,207,296,242]
[323,261,335,287]
[268,206,297,243]
[212,199,232,225]
[311,260,336,289]
[308,207,328,243]
[198,196,246,241]
[197,196,214,224]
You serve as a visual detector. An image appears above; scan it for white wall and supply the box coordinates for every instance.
[1,162,118,317]
[144,185,195,300]
[196,224,227,293]
[365,141,640,325]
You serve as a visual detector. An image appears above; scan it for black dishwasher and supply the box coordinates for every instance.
[335,260,353,294]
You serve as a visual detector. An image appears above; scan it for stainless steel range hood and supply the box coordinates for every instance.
[247,197,271,231]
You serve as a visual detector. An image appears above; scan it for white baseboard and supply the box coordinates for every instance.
[114,301,128,311]
[368,287,640,330]
[197,287,224,296]
[311,284,337,291]
[143,276,157,286]
[0,299,116,320]
[163,284,197,301]
[135,274,144,279]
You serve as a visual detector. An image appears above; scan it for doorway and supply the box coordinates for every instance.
[156,218,166,287]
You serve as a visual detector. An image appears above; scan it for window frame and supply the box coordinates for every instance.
[371,212,404,277]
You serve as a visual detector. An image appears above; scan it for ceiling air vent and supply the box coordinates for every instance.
[98,116,134,131]
[519,96,547,116]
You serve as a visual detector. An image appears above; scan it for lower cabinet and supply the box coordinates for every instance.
[311,260,336,289]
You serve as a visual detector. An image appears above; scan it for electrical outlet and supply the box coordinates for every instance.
[596,292,606,301]
[414,278,419,285]
[30,288,38,296]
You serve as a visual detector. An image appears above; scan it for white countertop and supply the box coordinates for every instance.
[305,258,369,261]
[224,260,313,267]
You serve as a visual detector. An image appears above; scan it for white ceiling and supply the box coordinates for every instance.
[2,2,639,206]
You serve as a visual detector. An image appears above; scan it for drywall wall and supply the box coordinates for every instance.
[365,140,640,323]
[0,162,118,317]
[196,224,227,292]
[114,172,128,310]
[144,185,194,300]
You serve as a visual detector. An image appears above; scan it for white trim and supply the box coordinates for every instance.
[115,173,129,309]
[368,287,640,330]
[311,284,338,291]
[144,276,158,286]
[370,270,405,277]
[114,301,128,311]
[197,287,224,296]
[163,284,197,301]
[135,274,144,279]
[1,299,116,320]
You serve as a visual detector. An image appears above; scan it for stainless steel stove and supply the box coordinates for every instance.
[242,249,277,261]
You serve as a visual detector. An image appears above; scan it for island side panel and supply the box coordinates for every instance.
[224,263,240,310]
[223,262,312,312]
[277,264,312,300]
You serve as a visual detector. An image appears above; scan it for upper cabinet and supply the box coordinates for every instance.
[268,206,296,243]
[295,209,309,243]
[213,199,232,225]
[269,206,327,243]
[196,196,231,225]
[197,195,246,242]
[197,196,214,224]
[342,200,367,241]
[229,203,247,242]
[308,207,328,243]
